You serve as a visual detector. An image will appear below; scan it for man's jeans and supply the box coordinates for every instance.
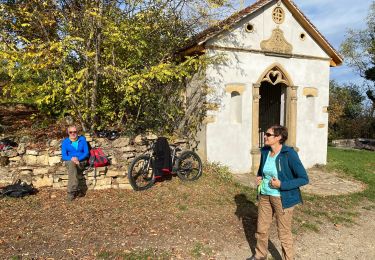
[66,161,86,194]
[255,195,295,260]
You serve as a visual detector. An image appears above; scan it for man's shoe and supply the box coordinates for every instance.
[76,191,84,197]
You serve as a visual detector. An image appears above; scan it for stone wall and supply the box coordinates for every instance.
[332,138,375,151]
[331,139,357,149]
[0,134,187,190]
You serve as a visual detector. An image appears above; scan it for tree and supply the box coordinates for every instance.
[0,0,227,133]
[328,80,375,140]
[341,1,375,118]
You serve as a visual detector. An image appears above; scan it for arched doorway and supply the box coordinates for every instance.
[251,64,298,173]
[259,81,287,147]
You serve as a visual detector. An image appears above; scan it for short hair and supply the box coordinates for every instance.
[269,125,288,144]
[67,124,79,134]
[67,124,78,130]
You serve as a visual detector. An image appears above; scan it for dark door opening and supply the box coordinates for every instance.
[258,82,286,147]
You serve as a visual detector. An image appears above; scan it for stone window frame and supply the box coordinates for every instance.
[225,84,245,124]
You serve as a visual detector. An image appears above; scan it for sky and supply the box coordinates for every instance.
[239,0,374,85]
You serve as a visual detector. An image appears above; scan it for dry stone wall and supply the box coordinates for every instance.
[332,138,375,151]
[0,134,187,190]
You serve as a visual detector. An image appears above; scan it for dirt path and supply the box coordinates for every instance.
[1,167,373,260]
[295,205,375,260]
[226,169,374,260]
[218,204,375,260]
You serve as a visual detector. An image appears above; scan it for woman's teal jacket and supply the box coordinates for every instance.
[257,145,309,208]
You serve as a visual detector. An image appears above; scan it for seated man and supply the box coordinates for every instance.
[61,124,89,201]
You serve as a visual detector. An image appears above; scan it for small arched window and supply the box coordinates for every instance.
[230,91,242,123]
[306,95,315,122]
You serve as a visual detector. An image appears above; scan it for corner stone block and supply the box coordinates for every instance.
[87,175,105,180]
[26,150,39,156]
[118,146,137,153]
[32,175,53,188]
[48,156,62,166]
[59,174,69,180]
[17,143,26,155]
[56,166,66,172]
[113,137,130,148]
[49,139,60,148]
[119,183,132,189]
[96,167,107,174]
[111,183,120,189]
[95,178,112,186]
[33,168,50,175]
[134,135,143,144]
[110,157,118,165]
[20,170,33,175]
[9,156,22,162]
[52,182,65,189]
[116,177,130,184]
[23,155,38,165]
[93,184,112,190]
[53,175,62,183]
[19,166,33,171]
[122,153,135,159]
[0,169,13,185]
[106,169,124,177]
[49,150,62,156]
[37,154,49,166]
[19,174,33,184]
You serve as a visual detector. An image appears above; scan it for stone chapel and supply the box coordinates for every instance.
[181,0,343,173]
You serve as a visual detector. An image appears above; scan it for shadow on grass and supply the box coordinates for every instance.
[234,194,282,260]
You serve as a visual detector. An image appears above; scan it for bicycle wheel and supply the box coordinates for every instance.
[128,155,155,191]
[176,151,202,181]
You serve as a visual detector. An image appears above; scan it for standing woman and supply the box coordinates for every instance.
[248,125,309,260]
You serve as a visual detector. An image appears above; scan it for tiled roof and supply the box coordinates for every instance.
[181,0,343,66]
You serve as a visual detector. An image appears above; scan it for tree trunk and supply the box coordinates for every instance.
[366,90,375,117]
[91,0,103,131]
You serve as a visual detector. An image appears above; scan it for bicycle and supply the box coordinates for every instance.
[127,138,203,191]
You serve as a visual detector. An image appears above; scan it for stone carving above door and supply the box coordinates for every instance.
[261,68,288,85]
[260,28,293,54]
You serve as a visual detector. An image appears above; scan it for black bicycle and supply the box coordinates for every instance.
[128,139,202,191]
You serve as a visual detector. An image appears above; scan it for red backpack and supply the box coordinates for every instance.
[88,148,110,168]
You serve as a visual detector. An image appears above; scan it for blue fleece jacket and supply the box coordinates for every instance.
[61,135,89,162]
[257,145,309,208]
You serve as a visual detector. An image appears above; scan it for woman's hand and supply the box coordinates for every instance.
[256,176,263,186]
[270,177,281,188]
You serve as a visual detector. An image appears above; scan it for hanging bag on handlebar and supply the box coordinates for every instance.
[153,137,172,177]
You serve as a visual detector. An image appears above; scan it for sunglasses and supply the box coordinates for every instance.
[69,131,77,134]
[264,132,277,137]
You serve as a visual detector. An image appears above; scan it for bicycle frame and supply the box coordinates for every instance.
[141,140,182,173]
[128,138,202,190]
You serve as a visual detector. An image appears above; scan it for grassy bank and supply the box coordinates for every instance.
[294,147,375,233]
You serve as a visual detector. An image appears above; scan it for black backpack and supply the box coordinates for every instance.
[0,180,37,198]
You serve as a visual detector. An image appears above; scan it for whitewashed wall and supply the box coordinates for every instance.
[198,1,332,173]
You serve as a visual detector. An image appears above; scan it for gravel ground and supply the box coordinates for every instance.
[219,203,375,260]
